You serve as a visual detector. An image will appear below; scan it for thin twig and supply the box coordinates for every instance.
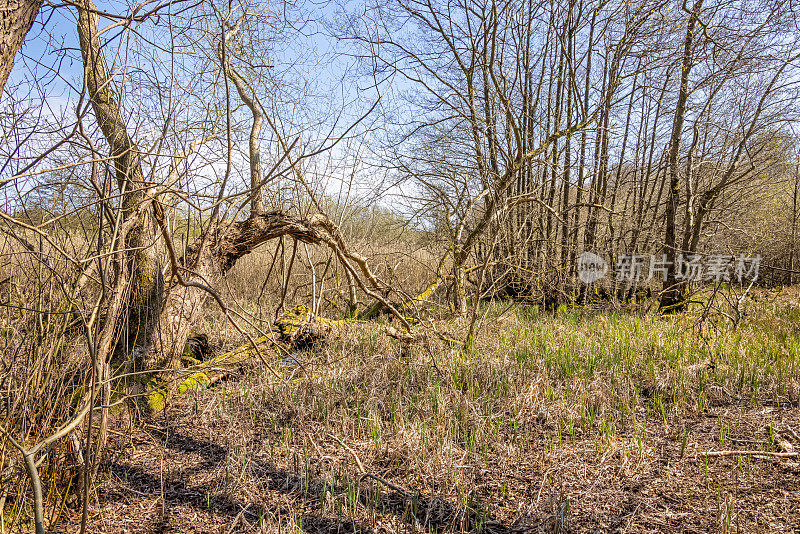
[328,433,366,474]
[700,450,799,458]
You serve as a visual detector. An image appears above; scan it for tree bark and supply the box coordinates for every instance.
[661,0,703,313]
[224,63,266,216]
[0,0,42,93]
[76,0,163,365]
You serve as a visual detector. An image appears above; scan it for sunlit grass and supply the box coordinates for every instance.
[181,288,800,531]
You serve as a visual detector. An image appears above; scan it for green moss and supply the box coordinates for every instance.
[146,377,167,414]
[272,305,310,336]
[177,372,210,395]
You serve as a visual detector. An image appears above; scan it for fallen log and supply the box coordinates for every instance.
[161,248,459,409]
[169,261,458,404]
[169,305,344,400]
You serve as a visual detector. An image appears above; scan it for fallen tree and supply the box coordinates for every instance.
[172,305,339,400]
[73,0,422,418]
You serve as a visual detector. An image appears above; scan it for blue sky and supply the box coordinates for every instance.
[2,0,396,201]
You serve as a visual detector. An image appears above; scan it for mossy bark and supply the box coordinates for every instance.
[77,0,163,365]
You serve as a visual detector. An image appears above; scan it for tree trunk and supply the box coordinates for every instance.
[571,8,596,273]
[453,250,467,316]
[791,164,799,285]
[661,0,703,313]
[0,0,43,93]
[157,211,329,362]
[76,0,164,365]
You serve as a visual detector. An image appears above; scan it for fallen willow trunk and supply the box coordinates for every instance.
[171,305,347,400]
[171,282,461,403]
[152,207,456,411]
[169,261,459,403]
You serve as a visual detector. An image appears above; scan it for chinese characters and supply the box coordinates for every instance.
[576,253,761,284]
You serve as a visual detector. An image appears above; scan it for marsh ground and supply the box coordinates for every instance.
[55,288,800,533]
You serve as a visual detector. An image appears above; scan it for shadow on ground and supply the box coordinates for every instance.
[99,421,534,533]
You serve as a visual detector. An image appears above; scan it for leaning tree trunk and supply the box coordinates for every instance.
[0,0,43,93]
[156,212,329,366]
[77,0,163,367]
[155,207,416,375]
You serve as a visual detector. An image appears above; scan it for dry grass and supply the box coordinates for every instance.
[222,239,440,313]
[41,286,800,533]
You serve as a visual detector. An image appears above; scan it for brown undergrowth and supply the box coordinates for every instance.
[22,288,800,532]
